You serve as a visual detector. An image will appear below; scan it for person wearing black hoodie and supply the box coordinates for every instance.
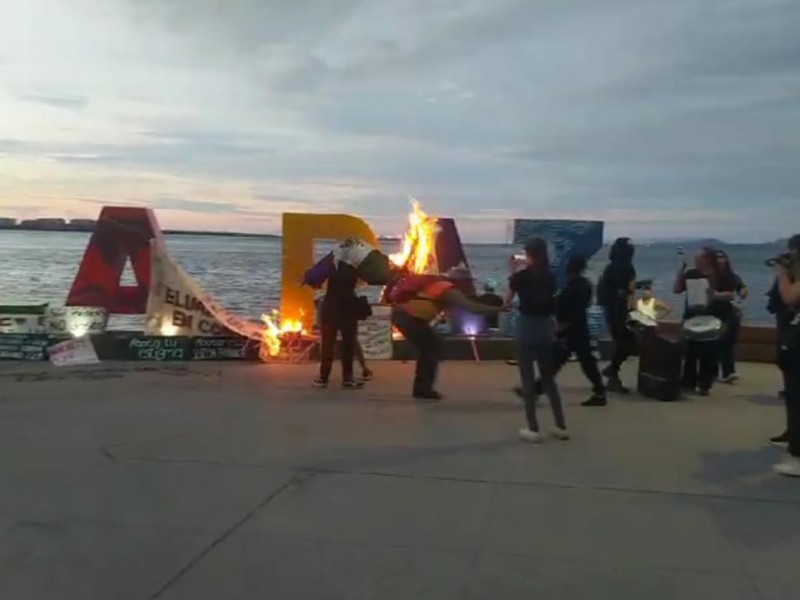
[597,237,637,394]
[547,255,607,406]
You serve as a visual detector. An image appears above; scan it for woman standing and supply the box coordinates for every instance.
[505,238,568,443]
[314,261,362,389]
[673,247,732,396]
[715,250,748,383]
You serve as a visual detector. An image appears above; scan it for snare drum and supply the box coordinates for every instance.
[627,310,657,332]
[682,315,724,342]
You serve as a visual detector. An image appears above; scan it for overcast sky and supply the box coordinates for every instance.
[1,0,799,241]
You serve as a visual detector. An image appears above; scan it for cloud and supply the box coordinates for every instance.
[0,0,799,241]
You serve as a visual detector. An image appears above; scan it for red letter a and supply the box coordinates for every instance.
[66,207,164,314]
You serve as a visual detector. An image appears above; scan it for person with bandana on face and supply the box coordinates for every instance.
[596,237,637,395]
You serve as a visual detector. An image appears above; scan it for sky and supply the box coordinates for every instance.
[1,0,799,242]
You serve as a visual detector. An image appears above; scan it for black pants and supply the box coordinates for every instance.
[553,333,605,394]
[605,305,634,376]
[319,313,357,382]
[718,313,740,378]
[779,346,800,457]
[392,309,441,395]
[682,339,718,392]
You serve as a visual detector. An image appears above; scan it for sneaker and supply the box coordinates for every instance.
[312,377,328,388]
[361,368,373,381]
[720,374,738,384]
[551,428,570,440]
[606,378,630,395]
[770,432,790,448]
[518,428,542,444]
[413,390,443,402]
[582,394,607,407]
[342,380,364,389]
[697,388,710,397]
[773,456,800,478]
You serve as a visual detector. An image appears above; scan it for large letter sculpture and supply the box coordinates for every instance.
[512,219,604,286]
[281,213,380,329]
[66,207,164,314]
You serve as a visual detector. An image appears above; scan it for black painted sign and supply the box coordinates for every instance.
[191,337,253,360]
[126,337,191,361]
[0,334,50,361]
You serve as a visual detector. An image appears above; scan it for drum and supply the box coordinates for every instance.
[682,315,723,342]
[627,310,657,332]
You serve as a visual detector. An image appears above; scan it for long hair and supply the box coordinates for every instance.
[524,237,549,270]
[609,237,634,265]
[715,249,733,275]
[699,246,721,285]
[566,254,587,277]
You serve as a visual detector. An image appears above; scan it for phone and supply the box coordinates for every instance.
[677,245,686,268]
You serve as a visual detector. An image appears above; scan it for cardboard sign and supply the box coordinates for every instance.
[48,306,109,337]
[0,334,50,360]
[145,241,263,339]
[191,337,252,360]
[0,304,49,334]
[127,337,191,361]
[358,305,392,360]
[49,337,100,367]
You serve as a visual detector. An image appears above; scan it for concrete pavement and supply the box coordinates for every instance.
[1,359,798,599]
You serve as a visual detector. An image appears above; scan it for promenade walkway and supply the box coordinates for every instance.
[1,359,797,599]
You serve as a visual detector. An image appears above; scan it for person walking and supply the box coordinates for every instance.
[597,237,637,394]
[505,238,568,443]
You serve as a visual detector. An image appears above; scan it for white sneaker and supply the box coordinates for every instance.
[720,374,739,384]
[551,428,570,441]
[773,456,800,478]
[518,428,542,444]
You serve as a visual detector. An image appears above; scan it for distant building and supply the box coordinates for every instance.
[0,218,17,228]
[20,218,67,230]
[69,219,96,231]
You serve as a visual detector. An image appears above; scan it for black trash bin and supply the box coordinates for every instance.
[637,330,684,401]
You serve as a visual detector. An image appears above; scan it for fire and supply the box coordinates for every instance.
[260,310,306,357]
[389,199,439,274]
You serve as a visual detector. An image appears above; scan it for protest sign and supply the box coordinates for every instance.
[0,304,49,334]
[49,337,100,367]
[48,306,108,337]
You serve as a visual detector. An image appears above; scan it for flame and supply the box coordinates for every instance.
[389,199,439,274]
[260,310,306,357]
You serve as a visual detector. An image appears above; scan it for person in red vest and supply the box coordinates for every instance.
[386,269,504,401]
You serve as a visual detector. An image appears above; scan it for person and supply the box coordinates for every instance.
[597,237,637,393]
[767,235,800,447]
[505,237,568,443]
[673,247,731,396]
[547,255,607,406]
[477,280,504,329]
[771,234,800,477]
[715,250,748,383]
[387,268,503,401]
[313,261,363,389]
[315,294,373,383]
[636,284,671,321]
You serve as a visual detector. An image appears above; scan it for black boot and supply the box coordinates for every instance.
[606,376,630,395]
[581,393,607,407]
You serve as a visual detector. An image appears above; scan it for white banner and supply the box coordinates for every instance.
[49,337,100,367]
[48,306,108,337]
[145,241,264,339]
[358,305,392,360]
[0,305,48,334]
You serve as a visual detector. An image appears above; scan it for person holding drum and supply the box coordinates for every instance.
[597,237,637,394]
[714,250,748,383]
[673,247,730,396]
[770,235,800,477]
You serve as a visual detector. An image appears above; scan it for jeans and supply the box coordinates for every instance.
[392,309,442,395]
[554,333,605,395]
[605,304,634,377]
[319,313,357,382]
[779,346,800,457]
[718,312,740,378]
[682,339,719,392]
[515,315,566,431]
